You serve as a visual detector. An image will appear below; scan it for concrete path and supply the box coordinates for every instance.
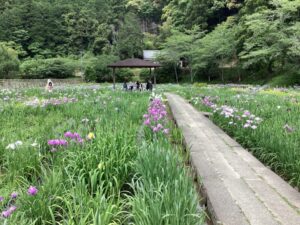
[166,93,300,225]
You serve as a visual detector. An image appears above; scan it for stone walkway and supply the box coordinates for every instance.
[166,93,300,225]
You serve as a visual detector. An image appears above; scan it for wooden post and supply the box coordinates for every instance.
[112,68,116,90]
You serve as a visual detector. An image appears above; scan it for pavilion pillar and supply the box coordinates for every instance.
[153,67,156,88]
[112,68,116,90]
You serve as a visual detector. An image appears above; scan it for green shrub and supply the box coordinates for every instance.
[140,68,152,82]
[193,82,208,88]
[0,45,20,78]
[84,54,116,82]
[140,63,181,83]
[84,54,134,82]
[116,69,134,82]
[269,68,300,87]
[20,58,76,79]
[156,65,176,83]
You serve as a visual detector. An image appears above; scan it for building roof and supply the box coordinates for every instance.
[108,58,161,68]
[143,50,160,60]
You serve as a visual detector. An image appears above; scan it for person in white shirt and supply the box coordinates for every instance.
[45,79,54,92]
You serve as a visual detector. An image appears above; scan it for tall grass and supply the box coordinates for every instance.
[0,86,204,224]
[0,87,147,223]
[128,142,204,225]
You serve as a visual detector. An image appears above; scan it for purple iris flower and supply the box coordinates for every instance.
[27,186,38,196]
[2,210,12,218]
[64,131,74,138]
[1,205,17,218]
[10,192,18,199]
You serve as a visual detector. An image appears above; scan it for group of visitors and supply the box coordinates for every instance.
[123,80,153,91]
[45,79,153,93]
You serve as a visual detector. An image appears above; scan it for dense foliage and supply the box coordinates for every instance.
[160,0,300,84]
[20,58,77,79]
[0,0,146,80]
[0,0,299,84]
[0,44,20,78]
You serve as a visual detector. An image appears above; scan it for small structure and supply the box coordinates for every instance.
[143,50,160,61]
[108,58,161,89]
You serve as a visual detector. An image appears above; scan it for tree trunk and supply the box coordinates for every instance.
[237,65,241,83]
[190,66,193,83]
[221,56,224,83]
[221,68,225,84]
[174,63,179,84]
[267,61,273,75]
[112,68,116,90]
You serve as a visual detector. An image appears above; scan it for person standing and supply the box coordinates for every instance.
[129,82,134,91]
[146,80,153,91]
[123,81,128,91]
[136,81,140,91]
[45,79,54,92]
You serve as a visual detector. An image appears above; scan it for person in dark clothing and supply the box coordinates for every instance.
[146,80,153,91]
[149,80,153,91]
[123,82,128,91]
[136,81,140,90]
[129,82,134,91]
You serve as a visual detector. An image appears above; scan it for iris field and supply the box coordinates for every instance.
[0,85,204,224]
[2,83,299,224]
[162,84,300,189]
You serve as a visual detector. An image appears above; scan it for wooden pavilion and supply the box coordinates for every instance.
[108,58,161,89]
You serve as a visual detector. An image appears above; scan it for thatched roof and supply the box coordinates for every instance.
[108,58,161,68]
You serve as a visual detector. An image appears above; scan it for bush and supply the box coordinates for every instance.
[84,54,134,82]
[20,58,76,79]
[156,63,181,83]
[193,82,208,88]
[269,73,300,87]
[139,68,152,82]
[116,69,134,82]
[84,55,116,82]
[140,63,181,83]
[0,45,20,78]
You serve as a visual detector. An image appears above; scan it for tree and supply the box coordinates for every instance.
[0,44,20,78]
[64,9,99,54]
[116,13,144,59]
[157,51,180,84]
[239,0,300,74]
[162,0,243,31]
[193,17,237,82]
[161,28,204,83]
[127,0,168,31]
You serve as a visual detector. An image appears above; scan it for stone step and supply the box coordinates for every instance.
[166,93,300,225]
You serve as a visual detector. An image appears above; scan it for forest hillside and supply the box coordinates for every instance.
[0,0,299,85]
